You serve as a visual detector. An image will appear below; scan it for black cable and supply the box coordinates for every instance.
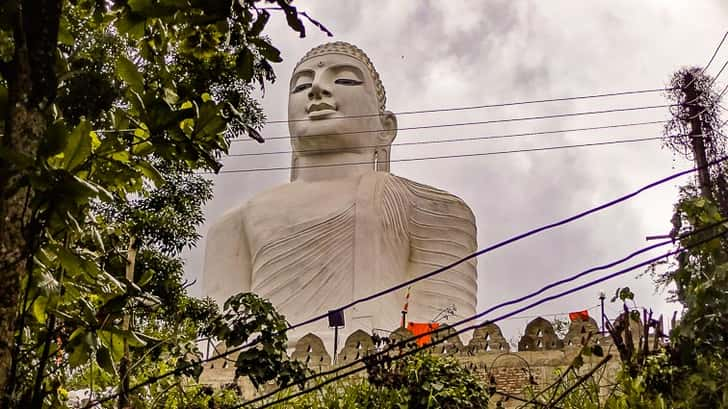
[216,134,669,174]
[709,57,728,88]
[231,104,672,142]
[702,31,728,75]
[249,225,727,409]
[253,30,724,128]
[226,120,667,158]
[684,31,728,90]
[242,219,726,407]
[85,151,725,409]
[251,150,723,337]
[262,88,673,125]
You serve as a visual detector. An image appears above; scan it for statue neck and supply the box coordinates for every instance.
[292,150,384,182]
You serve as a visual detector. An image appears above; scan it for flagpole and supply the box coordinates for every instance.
[401,287,411,328]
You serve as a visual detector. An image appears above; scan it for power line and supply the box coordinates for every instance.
[243,219,727,407]
[88,152,725,409]
[247,225,728,408]
[226,120,667,158]
[702,31,728,75]
[215,134,670,174]
[232,104,674,142]
[262,88,673,125]
[84,33,728,404]
[260,151,720,336]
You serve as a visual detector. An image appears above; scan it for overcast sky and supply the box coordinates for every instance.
[183,1,728,345]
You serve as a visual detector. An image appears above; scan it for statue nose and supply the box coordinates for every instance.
[308,79,332,100]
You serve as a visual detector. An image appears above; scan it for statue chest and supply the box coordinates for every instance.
[243,179,359,250]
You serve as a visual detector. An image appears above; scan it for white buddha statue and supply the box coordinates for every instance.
[204,42,477,345]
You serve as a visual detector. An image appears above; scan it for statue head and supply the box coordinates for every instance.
[288,42,397,179]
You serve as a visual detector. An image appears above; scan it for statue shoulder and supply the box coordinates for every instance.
[389,175,476,222]
[208,182,297,235]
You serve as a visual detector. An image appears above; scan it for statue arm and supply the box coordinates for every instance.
[403,180,478,322]
[203,207,252,305]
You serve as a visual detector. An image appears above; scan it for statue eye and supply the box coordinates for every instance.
[335,78,363,86]
[292,83,311,93]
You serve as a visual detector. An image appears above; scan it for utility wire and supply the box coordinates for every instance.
[702,31,728,75]
[251,31,724,128]
[254,150,721,336]
[232,104,674,142]
[247,225,728,409]
[263,88,673,125]
[79,32,728,408]
[709,56,728,88]
[86,149,725,409]
[226,120,667,158]
[215,134,671,174]
[243,219,727,407]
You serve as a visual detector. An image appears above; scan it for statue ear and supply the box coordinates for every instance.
[378,111,397,145]
[374,111,397,172]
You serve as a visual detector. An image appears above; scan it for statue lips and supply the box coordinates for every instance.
[307,102,337,120]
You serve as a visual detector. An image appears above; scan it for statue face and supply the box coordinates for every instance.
[288,54,385,151]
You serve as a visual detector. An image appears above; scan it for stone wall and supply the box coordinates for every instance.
[200,316,629,407]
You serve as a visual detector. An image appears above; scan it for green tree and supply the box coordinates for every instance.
[0,0,327,406]
[653,67,728,408]
[270,352,490,409]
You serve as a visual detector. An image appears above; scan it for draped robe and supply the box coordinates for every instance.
[204,171,477,345]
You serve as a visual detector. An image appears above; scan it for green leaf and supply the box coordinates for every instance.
[116,13,146,39]
[55,246,84,277]
[137,269,155,287]
[62,120,92,171]
[163,87,179,105]
[98,329,147,362]
[96,347,117,376]
[236,48,254,81]
[68,332,94,367]
[73,176,114,202]
[116,55,144,92]
[40,120,68,158]
[136,161,164,187]
[58,16,74,45]
[98,330,124,362]
[32,296,48,324]
[253,38,282,63]
[250,10,270,36]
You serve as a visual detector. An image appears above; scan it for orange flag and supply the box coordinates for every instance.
[568,310,590,321]
[407,322,440,346]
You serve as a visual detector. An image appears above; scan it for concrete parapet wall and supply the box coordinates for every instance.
[200,316,626,406]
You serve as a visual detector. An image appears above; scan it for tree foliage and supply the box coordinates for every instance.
[0,0,328,407]
[268,352,490,409]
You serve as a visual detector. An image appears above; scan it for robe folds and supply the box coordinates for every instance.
[204,171,477,345]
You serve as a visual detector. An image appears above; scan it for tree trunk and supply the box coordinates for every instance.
[0,0,62,401]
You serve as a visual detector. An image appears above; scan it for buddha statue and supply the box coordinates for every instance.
[204,42,477,345]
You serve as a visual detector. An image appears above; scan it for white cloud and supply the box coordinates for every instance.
[183,1,728,343]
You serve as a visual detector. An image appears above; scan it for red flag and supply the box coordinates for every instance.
[407,322,440,346]
[569,310,590,321]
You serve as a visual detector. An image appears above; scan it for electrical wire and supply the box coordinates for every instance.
[263,88,673,125]
[248,224,727,408]
[78,31,728,408]
[231,104,673,142]
[85,150,726,409]
[226,120,667,158]
[215,134,670,174]
[702,31,728,76]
